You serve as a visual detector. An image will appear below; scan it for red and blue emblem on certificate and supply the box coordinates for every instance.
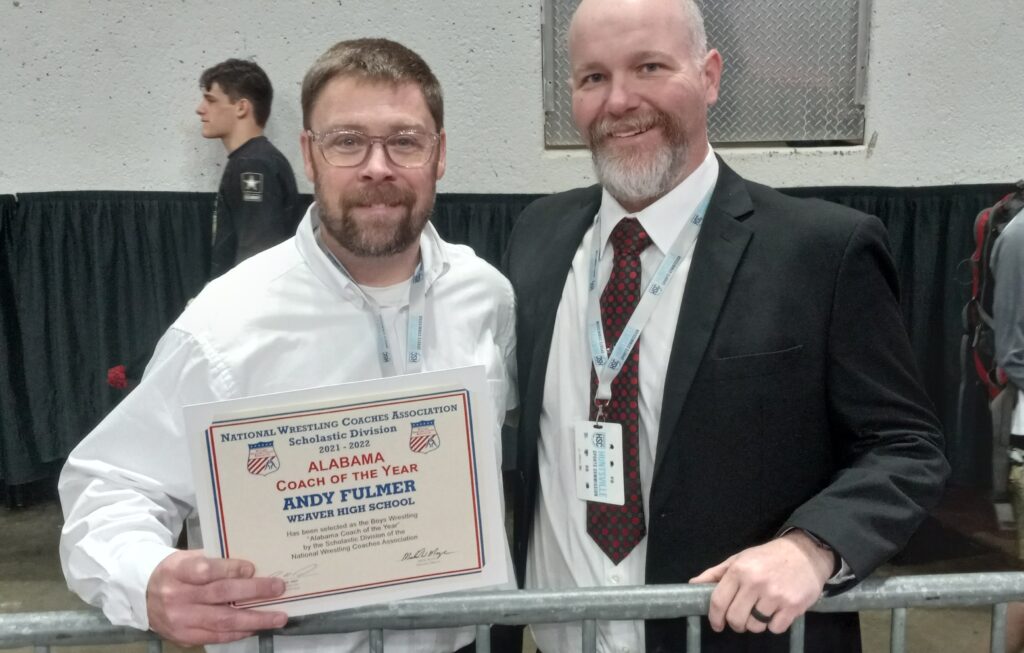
[246,441,280,476]
[409,419,440,454]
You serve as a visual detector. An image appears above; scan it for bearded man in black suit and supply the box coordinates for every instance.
[503,0,949,651]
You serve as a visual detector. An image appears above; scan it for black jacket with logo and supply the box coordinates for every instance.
[211,135,301,278]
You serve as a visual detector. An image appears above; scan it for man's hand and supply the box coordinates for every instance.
[688,530,834,635]
[146,550,288,646]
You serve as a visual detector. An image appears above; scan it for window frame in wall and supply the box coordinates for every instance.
[541,0,872,148]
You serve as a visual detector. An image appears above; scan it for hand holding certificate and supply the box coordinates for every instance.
[183,366,508,616]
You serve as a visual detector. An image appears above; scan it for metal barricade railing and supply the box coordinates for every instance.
[3,572,1024,653]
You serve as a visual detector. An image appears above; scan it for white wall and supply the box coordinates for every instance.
[0,0,1021,195]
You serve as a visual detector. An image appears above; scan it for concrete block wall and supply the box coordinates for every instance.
[0,0,1021,194]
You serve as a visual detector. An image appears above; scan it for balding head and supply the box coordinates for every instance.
[565,0,722,211]
[569,0,708,64]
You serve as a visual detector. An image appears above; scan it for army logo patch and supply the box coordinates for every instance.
[241,172,264,202]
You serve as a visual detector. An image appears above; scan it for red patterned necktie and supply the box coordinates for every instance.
[587,217,651,564]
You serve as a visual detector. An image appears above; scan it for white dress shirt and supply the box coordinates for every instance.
[59,204,517,653]
[527,150,719,653]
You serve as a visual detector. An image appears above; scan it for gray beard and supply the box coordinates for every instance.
[591,141,687,208]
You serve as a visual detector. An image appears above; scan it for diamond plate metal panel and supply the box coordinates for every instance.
[543,0,867,147]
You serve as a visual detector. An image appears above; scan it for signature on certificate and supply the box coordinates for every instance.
[268,563,319,590]
[400,547,454,563]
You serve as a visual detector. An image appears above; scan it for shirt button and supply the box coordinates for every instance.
[620,647,631,653]
[609,573,621,584]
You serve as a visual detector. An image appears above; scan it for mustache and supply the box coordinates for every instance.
[342,183,416,208]
[589,112,668,145]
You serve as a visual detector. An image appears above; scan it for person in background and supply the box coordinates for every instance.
[197,58,301,278]
[104,60,304,390]
[993,199,1024,653]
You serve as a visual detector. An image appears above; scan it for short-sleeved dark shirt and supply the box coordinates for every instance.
[210,135,301,279]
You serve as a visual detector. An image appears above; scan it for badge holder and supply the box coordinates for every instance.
[575,399,624,505]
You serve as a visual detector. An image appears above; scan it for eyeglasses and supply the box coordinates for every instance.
[308,129,440,168]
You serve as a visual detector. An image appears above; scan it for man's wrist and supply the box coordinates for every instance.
[781,528,839,584]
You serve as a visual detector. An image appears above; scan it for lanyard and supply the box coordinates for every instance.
[586,189,713,413]
[315,226,426,377]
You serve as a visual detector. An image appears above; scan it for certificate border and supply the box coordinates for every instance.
[202,387,486,607]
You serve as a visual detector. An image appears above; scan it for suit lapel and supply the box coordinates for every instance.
[513,191,599,578]
[523,187,601,444]
[651,161,754,495]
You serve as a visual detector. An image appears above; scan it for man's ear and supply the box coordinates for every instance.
[300,130,317,183]
[435,129,446,181]
[702,49,723,107]
[235,97,251,120]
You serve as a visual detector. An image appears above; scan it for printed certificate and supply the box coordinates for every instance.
[183,366,508,616]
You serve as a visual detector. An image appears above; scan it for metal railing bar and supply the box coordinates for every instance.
[259,631,275,653]
[273,573,1024,635]
[146,639,162,653]
[686,615,701,652]
[788,615,804,653]
[889,607,906,653]
[369,628,384,653]
[582,619,596,653]
[0,610,163,648]
[991,602,1008,653]
[475,624,490,653]
[816,573,1024,612]
[3,574,1024,649]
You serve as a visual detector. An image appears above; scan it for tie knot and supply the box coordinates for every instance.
[610,217,652,256]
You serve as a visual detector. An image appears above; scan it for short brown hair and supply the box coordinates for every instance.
[301,38,444,131]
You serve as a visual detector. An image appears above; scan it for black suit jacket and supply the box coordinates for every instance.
[503,160,949,653]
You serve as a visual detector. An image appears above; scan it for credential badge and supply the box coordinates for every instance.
[247,441,280,476]
[409,419,440,454]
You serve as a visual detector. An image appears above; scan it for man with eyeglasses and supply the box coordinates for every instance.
[59,38,516,653]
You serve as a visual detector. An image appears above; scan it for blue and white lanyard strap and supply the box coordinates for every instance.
[315,226,426,377]
[586,189,714,417]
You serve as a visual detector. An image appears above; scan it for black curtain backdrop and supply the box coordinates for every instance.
[433,194,540,267]
[0,186,1011,493]
[0,194,30,489]
[1,192,213,487]
[783,185,1007,488]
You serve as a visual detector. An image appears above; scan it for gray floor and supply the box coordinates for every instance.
[1,500,198,653]
[1,489,1020,652]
